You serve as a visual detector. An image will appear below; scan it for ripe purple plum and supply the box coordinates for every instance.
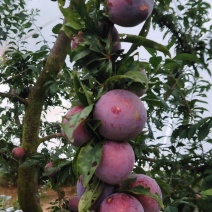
[68,196,79,212]
[106,0,154,27]
[130,174,162,212]
[12,146,25,159]
[62,105,91,147]
[127,69,147,97]
[93,89,147,141]
[95,140,135,185]
[99,193,144,212]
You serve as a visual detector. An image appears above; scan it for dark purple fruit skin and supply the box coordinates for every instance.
[12,147,25,159]
[130,174,162,212]
[68,196,79,212]
[93,89,147,141]
[107,0,154,27]
[62,106,91,147]
[99,193,144,212]
[95,140,135,185]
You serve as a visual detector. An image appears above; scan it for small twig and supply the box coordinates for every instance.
[0,91,28,105]
[39,133,63,144]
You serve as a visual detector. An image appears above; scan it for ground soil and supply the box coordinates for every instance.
[0,186,76,211]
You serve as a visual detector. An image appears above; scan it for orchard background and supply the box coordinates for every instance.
[0,0,212,211]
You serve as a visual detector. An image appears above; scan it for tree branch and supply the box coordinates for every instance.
[39,133,63,144]
[0,91,28,105]
[140,156,208,173]
[22,29,71,151]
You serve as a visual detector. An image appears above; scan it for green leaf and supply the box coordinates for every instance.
[200,189,212,199]
[174,53,202,63]
[73,72,93,106]
[32,33,39,38]
[149,56,162,70]
[126,17,151,56]
[120,34,171,57]
[127,185,164,209]
[77,140,103,187]
[78,176,103,212]
[52,23,62,34]
[61,104,94,143]
[197,118,212,141]
[155,178,171,196]
[104,70,148,90]
[71,0,94,28]
[143,91,168,108]
[164,206,178,212]
[59,7,84,30]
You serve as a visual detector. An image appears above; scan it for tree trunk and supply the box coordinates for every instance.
[17,29,71,212]
[18,167,42,212]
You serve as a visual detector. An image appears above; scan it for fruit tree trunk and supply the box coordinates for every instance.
[17,30,71,211]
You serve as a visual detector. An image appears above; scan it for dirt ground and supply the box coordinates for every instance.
[0,186,76,211]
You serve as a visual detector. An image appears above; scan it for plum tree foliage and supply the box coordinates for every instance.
[0,0,212,211]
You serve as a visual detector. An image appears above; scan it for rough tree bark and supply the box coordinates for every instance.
[17,29,71,212]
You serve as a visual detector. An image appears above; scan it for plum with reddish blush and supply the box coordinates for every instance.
[12,147,25,159]
[99,193,144,212]
[93,89,147,141]
[68,196,79,212]
[130,174,162,212]
[95,140,135,185]
[62,105,91,147]
[106,0,154,27]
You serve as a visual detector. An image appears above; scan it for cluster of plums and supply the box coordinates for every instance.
[62,88,162,212]
[63,0,160,211]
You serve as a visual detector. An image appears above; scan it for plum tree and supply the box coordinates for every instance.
[12,146,25,160]
[106,0,154,27]
[130,174,162,212]
[95,140,135,185]
[1,0,211,211]
[99,193,144,212]
[93,89,147,141]
[68,196,79,212]
[62,105,91,147]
